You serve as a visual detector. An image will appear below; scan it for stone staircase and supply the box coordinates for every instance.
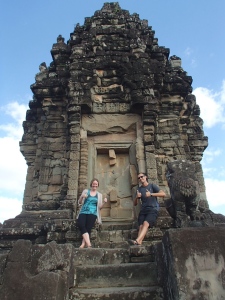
[0,209,173,299]
[68,220,166,300]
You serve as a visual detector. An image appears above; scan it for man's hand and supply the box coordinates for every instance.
[137,190,142,198]
[146,189,151,197]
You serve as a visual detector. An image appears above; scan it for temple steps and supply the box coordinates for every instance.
[72,243,156,265]
[0,216,169,299]
[73,247,130,265]
[69,286,163,300]
[75,262,157,288]
[69,247,163,300]
[68,222,164,300]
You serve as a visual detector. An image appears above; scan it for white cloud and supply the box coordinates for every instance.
[184,47,193,57]
[191,59,197,68]
[3,102,27,124]
[0,101,28,139]
[0,137,27,194]
[184,47,197,68]
[221,80,225,103]
[0,101,28,223]
[0,197,22,224]
[193,81,225,128]
[204,178,225,215]
[202,148,222,164]
[196,82,225,215]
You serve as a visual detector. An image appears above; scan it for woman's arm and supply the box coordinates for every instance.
[99,197,107,209]
[78,189,88,204]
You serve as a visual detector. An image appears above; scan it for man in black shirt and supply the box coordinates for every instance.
[129,172,166,245]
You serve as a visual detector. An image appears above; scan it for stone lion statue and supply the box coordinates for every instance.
[166,160,202,227]
[165,159,225,228]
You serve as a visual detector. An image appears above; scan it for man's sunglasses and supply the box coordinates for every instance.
[138,175,144,179]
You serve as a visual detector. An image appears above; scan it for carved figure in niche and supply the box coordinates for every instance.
[63,173,67,185]
[39,62,47,72]
[32,170,40,200]
[35,62,48,82]
[166,160,202,227]
[77,178,107,248]
[49,158,66,186]
[104,169,120,209]
[129,172,165,245]
[42,106,50,116]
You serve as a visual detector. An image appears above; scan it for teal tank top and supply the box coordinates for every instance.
[79,190,98,216]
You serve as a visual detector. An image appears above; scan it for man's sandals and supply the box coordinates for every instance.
[128,239,141,246]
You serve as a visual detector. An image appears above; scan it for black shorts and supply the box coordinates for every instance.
[138,210,158,227]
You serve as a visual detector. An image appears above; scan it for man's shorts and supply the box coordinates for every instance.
[138,210,158,227]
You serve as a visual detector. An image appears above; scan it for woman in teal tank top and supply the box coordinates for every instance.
[77,178,107,248]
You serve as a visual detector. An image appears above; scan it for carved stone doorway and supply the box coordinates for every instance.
[80,113,145,222]
[96,149,133,221]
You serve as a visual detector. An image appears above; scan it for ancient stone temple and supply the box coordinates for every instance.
[22,2,209,218]
[1,3,225,300]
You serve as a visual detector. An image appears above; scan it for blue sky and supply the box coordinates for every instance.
[1,0,225,223]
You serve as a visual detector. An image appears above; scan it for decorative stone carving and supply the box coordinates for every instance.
[109,149,116,166]
[165,160,225,228]
[166,160,201,227]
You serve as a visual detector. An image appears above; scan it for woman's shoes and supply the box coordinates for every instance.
[128,239,141,246]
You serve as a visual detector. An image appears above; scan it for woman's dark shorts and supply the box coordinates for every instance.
[138,210,158,227]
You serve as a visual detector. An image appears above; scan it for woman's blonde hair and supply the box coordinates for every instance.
[90,178,99,187]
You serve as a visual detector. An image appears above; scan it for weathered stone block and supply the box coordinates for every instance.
[47,231,66,242]
[160,140,177,148]
[0,240,79,299]
[24,200,60,211]
[145,145,155,152]
[70,143,80,152]
[110,189,117,202]
[158,228,225,300]
[18,210,73,220]
[75,261,158,288]
[66,189,77,197]
[144,134,154,143]
[146,152,157,169]
[110,208,133,219]
[70,134,80,143]
[0,252,8,284]
[147,168,158,181]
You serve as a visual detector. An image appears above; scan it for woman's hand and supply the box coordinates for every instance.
[79,191,88,204]
[103,198,107,203]
[82,192,88,200]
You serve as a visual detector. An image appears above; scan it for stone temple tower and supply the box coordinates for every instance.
[1,3,225,300]
[19,2,208,225]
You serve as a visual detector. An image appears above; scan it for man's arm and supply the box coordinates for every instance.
[151,190,166,198]
[134,189,141,206]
